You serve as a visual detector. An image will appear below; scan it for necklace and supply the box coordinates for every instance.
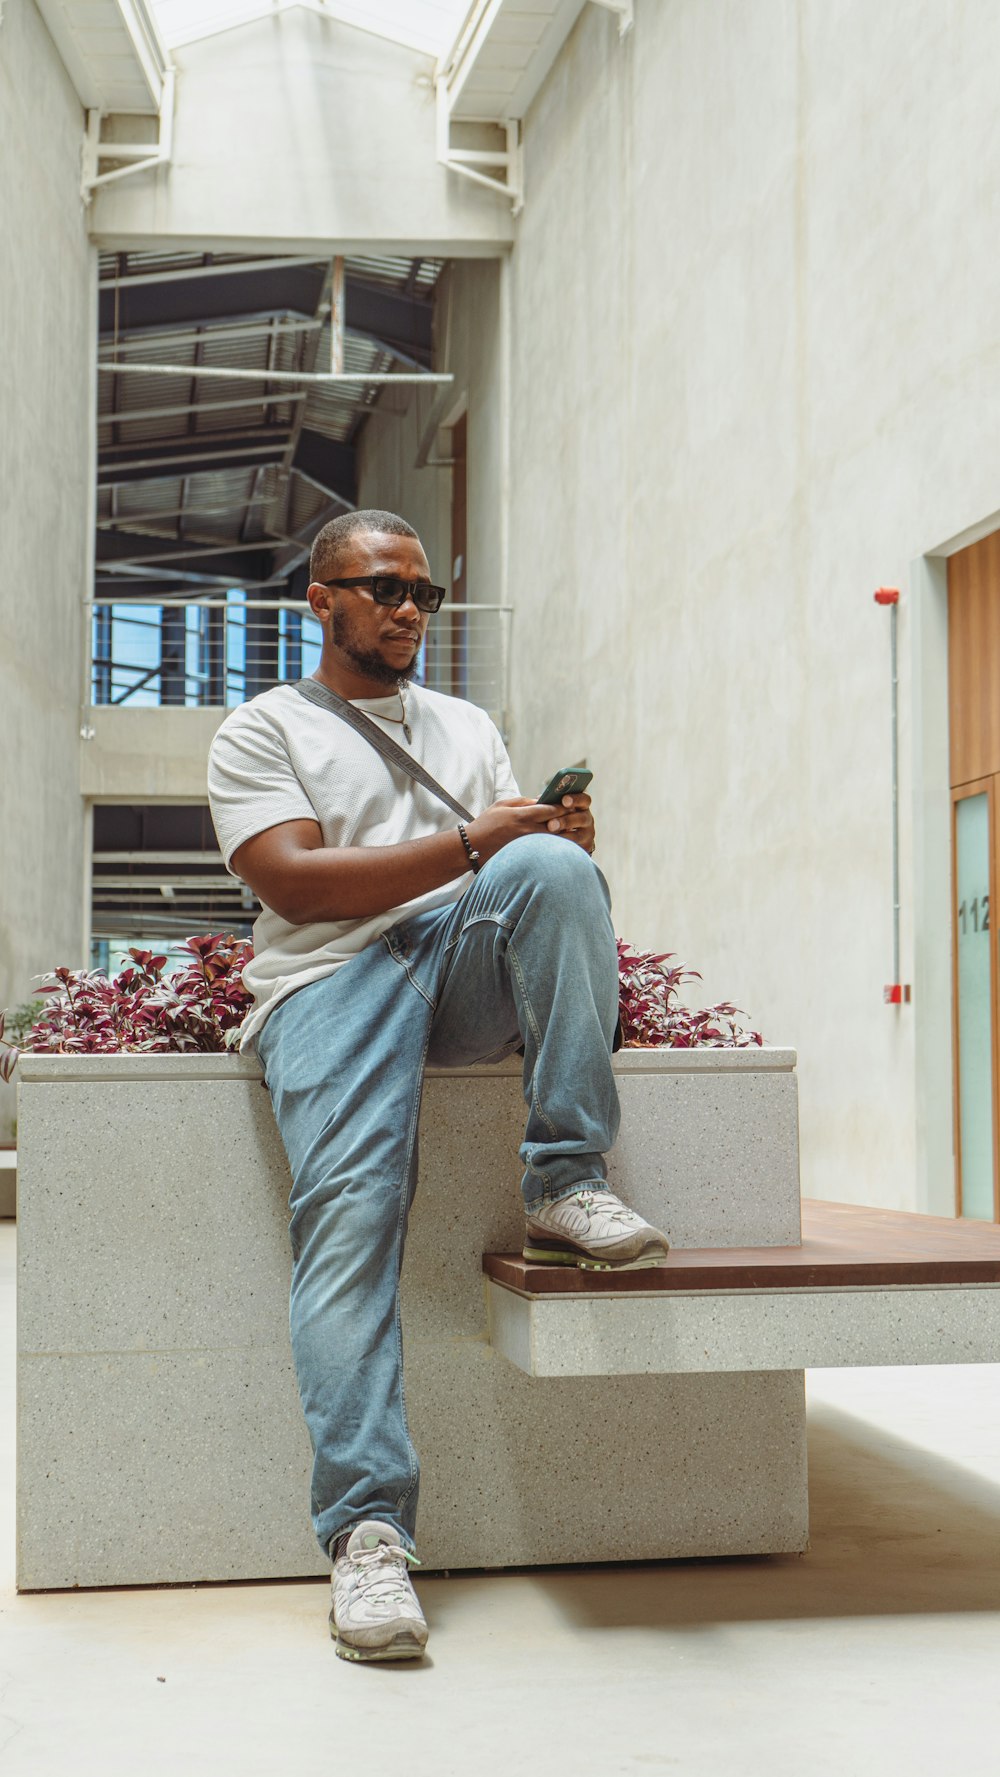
[372,687,411,745]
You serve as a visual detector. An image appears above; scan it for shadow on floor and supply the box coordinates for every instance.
[429,1401,1000,1631]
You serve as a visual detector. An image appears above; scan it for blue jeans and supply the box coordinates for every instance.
[256,833,621,1558]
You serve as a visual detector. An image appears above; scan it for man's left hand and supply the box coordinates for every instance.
[541,793,595,854]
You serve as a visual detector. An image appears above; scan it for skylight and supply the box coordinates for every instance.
[147,0,473,59]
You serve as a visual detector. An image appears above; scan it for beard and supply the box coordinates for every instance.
[331,603,417,687]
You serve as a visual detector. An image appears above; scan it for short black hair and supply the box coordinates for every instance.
[310,509,419,583]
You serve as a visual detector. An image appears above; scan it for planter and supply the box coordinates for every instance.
[16,1046,805,1589]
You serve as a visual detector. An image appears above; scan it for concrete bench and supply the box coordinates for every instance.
[19,1044,1000,1594]
[17,1046,806,1589]
[20,1040,1000,1596]
[485,1201,1000,1374]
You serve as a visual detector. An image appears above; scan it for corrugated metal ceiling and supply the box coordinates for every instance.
[96,251,444,592]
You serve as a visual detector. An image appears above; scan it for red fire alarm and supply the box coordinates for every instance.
[883,984,912,1005]
[874,587,900,606]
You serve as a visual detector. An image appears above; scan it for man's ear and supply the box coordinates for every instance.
[307,581,333,625]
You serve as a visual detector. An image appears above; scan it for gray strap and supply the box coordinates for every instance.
[293,677,473,822]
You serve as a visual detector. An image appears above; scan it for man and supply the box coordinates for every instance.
[207,509,669,1663]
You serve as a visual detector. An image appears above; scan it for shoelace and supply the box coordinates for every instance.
[567,1190,639,1227]
[346,1542,418,1607]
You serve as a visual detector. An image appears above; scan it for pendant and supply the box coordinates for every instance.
[403,721,412,745]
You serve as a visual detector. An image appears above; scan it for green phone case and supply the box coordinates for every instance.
[537,767,593,805]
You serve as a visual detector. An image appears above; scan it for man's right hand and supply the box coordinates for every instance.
[467,796,593,862]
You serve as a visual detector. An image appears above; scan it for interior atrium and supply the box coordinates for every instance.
[3,1,1000,1770]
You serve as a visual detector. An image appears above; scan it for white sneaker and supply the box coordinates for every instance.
[524,1186,670,1270]
[330,1521,428,1662]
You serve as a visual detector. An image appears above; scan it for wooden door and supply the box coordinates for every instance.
[949,534,1000,1219]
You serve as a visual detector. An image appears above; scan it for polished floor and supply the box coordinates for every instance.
[1,1222,999,1776]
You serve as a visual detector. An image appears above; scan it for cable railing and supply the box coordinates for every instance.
[87,596,513,736]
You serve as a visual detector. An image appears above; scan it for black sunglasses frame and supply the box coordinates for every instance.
[320,574,447,614]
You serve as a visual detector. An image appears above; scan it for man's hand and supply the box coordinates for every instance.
[544,792,595,854]
[231,794,598,929]
[468,794,596,862]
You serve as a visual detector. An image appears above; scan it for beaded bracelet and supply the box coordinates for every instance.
[456,822,482,873]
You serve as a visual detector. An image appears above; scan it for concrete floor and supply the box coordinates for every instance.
[1,1224,999,1776]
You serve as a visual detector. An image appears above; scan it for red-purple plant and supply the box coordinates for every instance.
[0,933,760,1079]
[617,941,762,1048]
[0,934,253,1080]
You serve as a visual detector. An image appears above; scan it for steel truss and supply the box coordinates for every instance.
[82,68,175,202]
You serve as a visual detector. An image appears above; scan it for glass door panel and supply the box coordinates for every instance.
[955,790,995,1218]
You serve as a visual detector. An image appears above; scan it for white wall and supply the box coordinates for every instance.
[0,0,92,1135]
[356,259,504,605]
[80,710,227,802]
[89,9,512,255]
[499,0,1000,1213]
[355,384,453,589]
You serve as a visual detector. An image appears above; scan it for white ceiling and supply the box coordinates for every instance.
[445,0,590,122]
[38,0,609,147]
[34,0,168,111]
[146,0,473,57]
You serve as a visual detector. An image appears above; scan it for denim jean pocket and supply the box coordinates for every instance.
[383,923,412,961]
[383,925,438,1007]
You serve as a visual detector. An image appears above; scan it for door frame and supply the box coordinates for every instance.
[950,775,1000,1219]
[913,509,1000,1220]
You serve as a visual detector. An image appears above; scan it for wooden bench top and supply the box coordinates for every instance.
[483,1199,1000,1295]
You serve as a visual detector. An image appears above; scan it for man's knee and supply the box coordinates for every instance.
[486,832,608,904]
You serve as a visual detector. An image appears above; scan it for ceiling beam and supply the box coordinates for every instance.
[98,268,434,365]
[99,262,328,335]
[96,534,283,582]
[98,255,325,292]
[97,432,293,487]
[98,389,299,429]
[275,265,330,516]
[94,571,279,592]
[99,316,323,354]
[98,427,356,505]
[97,494,275,528]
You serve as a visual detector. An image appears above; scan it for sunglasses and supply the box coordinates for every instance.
[321,575,447,615]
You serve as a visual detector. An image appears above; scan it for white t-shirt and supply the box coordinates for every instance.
[207,682,520,1048]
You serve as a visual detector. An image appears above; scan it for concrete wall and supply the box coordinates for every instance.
[357,259,505,606]
[89,9,512,255]
[498,0,1000,1214]
[355,385,452,591]
[0,0,92,1137]
[80,710,227,802]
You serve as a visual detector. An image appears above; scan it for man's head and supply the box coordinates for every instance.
[307,509,436,690]
[309,509,420,586]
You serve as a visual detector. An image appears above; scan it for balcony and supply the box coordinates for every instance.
[81,593,513,802]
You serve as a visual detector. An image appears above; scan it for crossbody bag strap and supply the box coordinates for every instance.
[293,677,474,822]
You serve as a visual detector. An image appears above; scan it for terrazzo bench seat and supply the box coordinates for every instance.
[17,1045,809,1589]
[484,1202,1000,1376]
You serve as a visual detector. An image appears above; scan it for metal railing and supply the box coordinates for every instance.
[87,596,513,736]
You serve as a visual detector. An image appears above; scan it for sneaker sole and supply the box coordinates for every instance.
[522,1242,670,1271]
[332,1626,428,1663]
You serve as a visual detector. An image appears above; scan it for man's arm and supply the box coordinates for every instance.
[233,795,595,926]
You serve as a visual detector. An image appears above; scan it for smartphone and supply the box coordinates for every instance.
[537,765,593,806]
